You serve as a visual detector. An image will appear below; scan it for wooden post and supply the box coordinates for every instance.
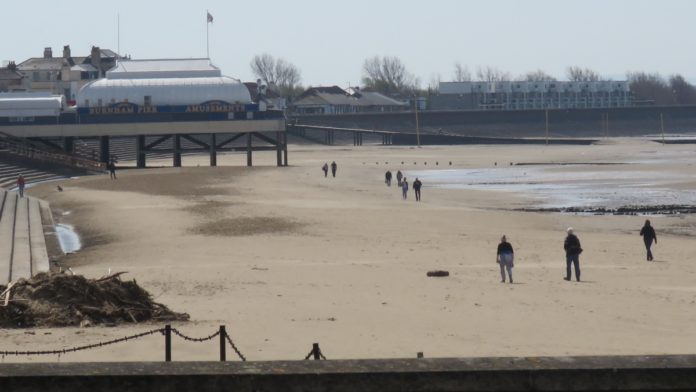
[165,324,172,362]
[246,132,252,167]
[136,135,146,168]
[173,134,182,167]
[210,133,217,167]
[276,131,282,167]
[312,343,320,360]
[219,325,226,362]
[283,132,288,166]
[660,113,665,144]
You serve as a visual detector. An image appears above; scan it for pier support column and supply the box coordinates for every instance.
[63,137,74,154]
[99,136,110,163]
[276,131,282,167]
[173,135,182,167]
[283,132,288,166]
[136,135,146,168]
[358,132,363,146]
[209,133,217,167]
[246,132,252,167]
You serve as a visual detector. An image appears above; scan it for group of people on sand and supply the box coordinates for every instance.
[495,220,658,284]
[385,170,422,201]
[321,161,338,178]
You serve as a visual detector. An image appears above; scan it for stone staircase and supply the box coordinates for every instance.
[0,189,50,285]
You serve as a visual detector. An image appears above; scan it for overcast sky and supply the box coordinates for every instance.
[2,0,694,87]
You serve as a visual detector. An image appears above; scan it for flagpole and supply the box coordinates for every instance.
[206,10,209,59]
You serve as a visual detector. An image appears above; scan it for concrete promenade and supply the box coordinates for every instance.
[0,189,50,285]
[2,355,696,391]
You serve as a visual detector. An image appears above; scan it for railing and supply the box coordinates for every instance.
[0,132,104,171]
[0,324,327,362]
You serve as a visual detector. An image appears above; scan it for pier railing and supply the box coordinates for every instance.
[0,131,104,171]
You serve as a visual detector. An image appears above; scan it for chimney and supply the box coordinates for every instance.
[7,61,17,71]
[43,47,53,58]
[91,46,101,76]
[63,45,71,58]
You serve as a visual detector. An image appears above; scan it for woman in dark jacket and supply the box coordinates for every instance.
[640,220,657,261]
[496,235,514,283]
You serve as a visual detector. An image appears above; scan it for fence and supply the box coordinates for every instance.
[0,325,327,362]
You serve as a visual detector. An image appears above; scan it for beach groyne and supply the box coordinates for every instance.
[2,355,696,391]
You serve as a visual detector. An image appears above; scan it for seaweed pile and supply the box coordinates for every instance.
[0,272,189,328]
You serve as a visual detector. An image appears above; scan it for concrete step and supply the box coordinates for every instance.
[29,198,49,275]
[0,191,17,284]
[11,195,31,282]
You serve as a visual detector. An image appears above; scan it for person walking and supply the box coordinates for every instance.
[413,178,422,201]
[640,219,657,261]
[396,170,403,186]
[322,162,329,177]
[563,227,582,282]
[108,159,117,180]
[401,177,409,200]
[385,170,392,186]
[496,235,514,283]
[330,161,337,177]
[17,174,25,198]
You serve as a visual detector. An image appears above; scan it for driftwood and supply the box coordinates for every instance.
[426,270,450,277]
[0,271,189,328]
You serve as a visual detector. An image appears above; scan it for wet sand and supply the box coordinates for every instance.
[6,138,696,362]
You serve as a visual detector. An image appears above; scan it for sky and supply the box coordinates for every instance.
[2,0,695,88]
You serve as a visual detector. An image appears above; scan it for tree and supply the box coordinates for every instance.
[669,74,696,105]
[520,69,557,82]
[453,62,471,82]
[250,53,302,98]
[627,72,675,105]
[475,66,510,82]
[566,66,601,82]
[361,56,417,96]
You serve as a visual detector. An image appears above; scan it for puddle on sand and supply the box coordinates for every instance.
[55,223,82,253]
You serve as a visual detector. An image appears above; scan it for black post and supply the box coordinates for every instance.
[165,324,172,362]
[246,132,252,167]
[173,134,182,167]
[312,343,320,360]
[136,135,146,168]
[283,132,288,166]
[210,133,217,167]
[276,131,282,167]
[219,325,226,362]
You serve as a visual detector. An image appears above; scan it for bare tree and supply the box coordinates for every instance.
[475,66,511,82]
[520,69,557,82]
[627,72,675,105]
[453,62,471,82]
[669,74,696,104]
[566,66,601,82]
[250,53,302,98]
[361,56,417,96]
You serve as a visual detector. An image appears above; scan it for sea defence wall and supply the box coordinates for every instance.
[292,105,696,138]
[2,355,696,391]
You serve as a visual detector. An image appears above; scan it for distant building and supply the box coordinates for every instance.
[290,86,408,115]
[244,81,287,111]
[432,81,631,111]
[0,61,24,92]
[17,46,121,103]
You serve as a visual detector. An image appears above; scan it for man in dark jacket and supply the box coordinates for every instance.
[413,178,422,201]
[640,219,657,261]
[563,227,582,282]
[330,161,337,177]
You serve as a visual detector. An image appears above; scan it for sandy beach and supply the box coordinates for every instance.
[5,138,696,362]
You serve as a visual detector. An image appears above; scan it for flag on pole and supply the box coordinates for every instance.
[207,11,214,23]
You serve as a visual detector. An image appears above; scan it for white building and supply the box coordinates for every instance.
[434,80,631,110]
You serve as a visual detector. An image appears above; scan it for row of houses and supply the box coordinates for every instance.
[1,46,635,113]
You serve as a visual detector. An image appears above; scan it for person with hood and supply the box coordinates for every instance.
[385,170,392,186]
[396,170,403,186]
[322,162,329,177]
[640,219,657,261]
[563,227,582,282]
[496,235,514,283]
[330,161,337,177]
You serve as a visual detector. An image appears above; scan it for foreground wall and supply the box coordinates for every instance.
[3,355,696,392]
[292,105,696,137]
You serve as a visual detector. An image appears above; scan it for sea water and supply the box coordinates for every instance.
[405,165,696,209]
[55,223,82,253]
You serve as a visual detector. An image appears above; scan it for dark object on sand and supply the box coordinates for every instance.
[0,272,189,328]
[426,270,450,277]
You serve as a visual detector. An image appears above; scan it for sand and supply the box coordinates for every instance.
[4,138,696,363]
